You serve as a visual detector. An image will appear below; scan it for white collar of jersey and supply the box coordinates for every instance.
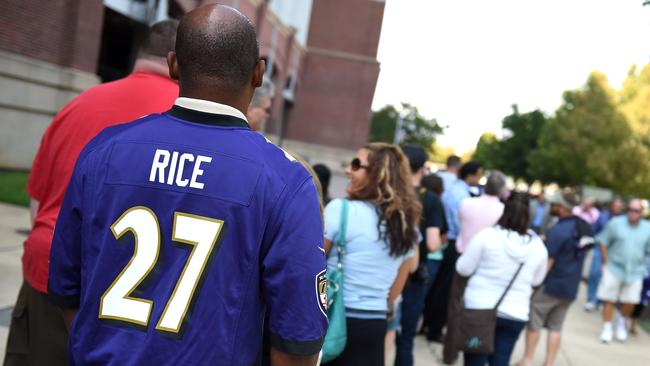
[174,97,248,122]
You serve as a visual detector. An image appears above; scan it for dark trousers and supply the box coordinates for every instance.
[463,317,526,366]
[425,241,460,341]
[324,317,387,366]
[395,260,441,366]
[4,281,68,366]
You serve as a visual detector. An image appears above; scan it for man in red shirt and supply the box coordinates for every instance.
[4,20,179,366]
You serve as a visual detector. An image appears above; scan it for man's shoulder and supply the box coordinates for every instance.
[245,134,312,186]
[547,219,574,239]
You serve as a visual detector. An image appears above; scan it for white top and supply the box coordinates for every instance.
[456,226,548,321]
[324,199,412,315]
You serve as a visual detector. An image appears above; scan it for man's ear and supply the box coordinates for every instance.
[252,59,265,88]
[167,51,179,81]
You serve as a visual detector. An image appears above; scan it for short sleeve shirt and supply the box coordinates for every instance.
[48,99,327,364]
[324,199,412,316]
[596,216,650,284]
[25,72,178,293]
[420,190,446,255]
[543,217,588,300]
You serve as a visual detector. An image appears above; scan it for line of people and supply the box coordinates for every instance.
[314,147,650,366]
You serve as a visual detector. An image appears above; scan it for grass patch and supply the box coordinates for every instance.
[0,171,30,207]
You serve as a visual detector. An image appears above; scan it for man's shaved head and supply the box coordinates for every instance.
[175,5,259,90]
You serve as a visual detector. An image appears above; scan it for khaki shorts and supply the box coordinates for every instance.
[528,289,573,332]
[597,266,642,304]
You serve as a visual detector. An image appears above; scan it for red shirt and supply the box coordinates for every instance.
[25,71,178,293]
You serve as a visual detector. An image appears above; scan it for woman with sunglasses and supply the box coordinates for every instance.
[323,143,422,366]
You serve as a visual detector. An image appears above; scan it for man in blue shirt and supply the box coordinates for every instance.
[520,190,592,366]
[48,5,327,365]
[596,199,650,343]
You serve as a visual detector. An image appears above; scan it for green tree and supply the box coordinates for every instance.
[620,64,650,142]
[369,104,400,143]
[472,106,546,184]
[369,103,443,150]
[472,132,501,170]
[528,72,649,196]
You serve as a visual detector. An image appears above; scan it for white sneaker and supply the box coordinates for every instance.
[615,317,628,342]
[600,323,613,343]
[584,302,596,312]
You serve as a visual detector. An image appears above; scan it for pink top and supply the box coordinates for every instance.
[456,195,505,253]
[572,206,600,225]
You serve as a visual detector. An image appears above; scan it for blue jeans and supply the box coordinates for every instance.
[587,248,602,304]
[463,317,526,366]
[394,260,441,366]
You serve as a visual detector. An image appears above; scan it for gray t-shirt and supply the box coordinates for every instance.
[325,199,412,318]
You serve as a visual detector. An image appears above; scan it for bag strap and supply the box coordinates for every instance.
[335,199,349,265]
[494,262,524,310]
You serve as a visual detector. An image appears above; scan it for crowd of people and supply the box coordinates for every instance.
[3,4,650,366]
[313,150,650,366]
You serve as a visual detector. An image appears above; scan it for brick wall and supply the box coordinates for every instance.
[0,0,104,73]
[307,0,384,58]
[286,0,384,150]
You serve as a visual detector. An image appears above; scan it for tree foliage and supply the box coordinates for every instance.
[473,69,650,197]
[472,107,546,184]
[527,72,649,196]
[369,103,443,151]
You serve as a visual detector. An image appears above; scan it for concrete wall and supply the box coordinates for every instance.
[0,51,99,169]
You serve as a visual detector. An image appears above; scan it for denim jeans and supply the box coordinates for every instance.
[587,248,602,304]
[463,317,526,366]
[394,260,441,366]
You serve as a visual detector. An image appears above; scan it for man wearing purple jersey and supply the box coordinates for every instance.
[48,5,327,366]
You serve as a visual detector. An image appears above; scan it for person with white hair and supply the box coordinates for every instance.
[455,170,507,253]
[246,76,275,131]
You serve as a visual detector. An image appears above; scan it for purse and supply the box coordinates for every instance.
[321,199,349,363]
[457,262,524,354]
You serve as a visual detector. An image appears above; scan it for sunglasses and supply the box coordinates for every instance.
[628,208,643,214]
[350,158,369,171]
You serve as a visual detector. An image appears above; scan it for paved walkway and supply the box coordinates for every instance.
[0,203,647,365]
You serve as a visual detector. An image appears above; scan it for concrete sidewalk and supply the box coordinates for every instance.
[400,282,649,366]
[0,203,30,363]
[0,202,647,365]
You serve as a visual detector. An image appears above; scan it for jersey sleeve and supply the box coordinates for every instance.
[47,151,89,308]
[262,177,328,356]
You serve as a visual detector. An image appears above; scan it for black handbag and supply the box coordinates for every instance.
[457,263,524,354]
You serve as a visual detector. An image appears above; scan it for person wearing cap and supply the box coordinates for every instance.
[519,189,593,366]
[596,198,650,343]
[394,145,445,366]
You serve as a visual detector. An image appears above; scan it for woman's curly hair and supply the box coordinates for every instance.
[348,143,422,257]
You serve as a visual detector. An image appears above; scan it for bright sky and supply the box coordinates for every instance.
[372,0,650,154]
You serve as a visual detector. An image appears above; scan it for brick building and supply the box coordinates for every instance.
[0,0,385,170]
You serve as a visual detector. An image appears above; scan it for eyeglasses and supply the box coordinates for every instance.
[350,158,369,171]
[628,208,643,214]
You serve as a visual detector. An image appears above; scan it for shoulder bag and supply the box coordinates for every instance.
[457,262,524,354]
[321,199,349,363]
